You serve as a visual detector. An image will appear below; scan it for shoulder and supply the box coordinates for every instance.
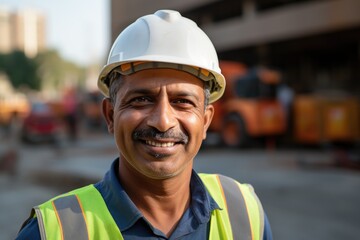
[16,184,97,239]
[263,213,273,240]
[16,217,41,240]
[199,173,272,240]
[198,173,262,215]
[198,173,255,193]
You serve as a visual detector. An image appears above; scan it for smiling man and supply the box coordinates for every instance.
[17,10,272,240]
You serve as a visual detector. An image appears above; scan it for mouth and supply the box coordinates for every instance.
[145,140,176,147]
[133,128,189,155]
[139,139,182,159]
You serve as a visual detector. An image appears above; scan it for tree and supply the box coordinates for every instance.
[0,51,40,90]
[0,49,87,97]
[35,50,86,95]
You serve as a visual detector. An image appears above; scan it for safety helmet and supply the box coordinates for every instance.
[98,9,225,103]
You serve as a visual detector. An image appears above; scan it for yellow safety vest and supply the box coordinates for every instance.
[32,174,264,240]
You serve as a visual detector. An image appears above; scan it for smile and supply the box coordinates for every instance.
[145,140,175,147]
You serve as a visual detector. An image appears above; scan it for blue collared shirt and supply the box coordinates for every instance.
[17,159,272,239]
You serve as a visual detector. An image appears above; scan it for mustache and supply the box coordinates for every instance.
[133,128,189,144]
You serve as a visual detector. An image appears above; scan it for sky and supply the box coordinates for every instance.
[0,0,110,66]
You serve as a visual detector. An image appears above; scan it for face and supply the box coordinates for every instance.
[102,68,214,180]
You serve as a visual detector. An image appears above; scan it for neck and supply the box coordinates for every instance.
[118,159,192,237]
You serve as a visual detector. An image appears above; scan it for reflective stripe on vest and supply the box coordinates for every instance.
[34,185,122,240]
[219,174,252,239]
[34,174,264,240]
[52,195,89,240]
[199,174,264,240]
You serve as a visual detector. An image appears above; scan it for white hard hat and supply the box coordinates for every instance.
[98,9,225,103]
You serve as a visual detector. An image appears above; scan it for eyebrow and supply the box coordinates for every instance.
[174,91,201,101]
[123,88,201,101]
[126,88,154,95]
[122,88,155,99]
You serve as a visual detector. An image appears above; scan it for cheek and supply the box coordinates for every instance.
[180,113,205,138]
[114,110,144,138]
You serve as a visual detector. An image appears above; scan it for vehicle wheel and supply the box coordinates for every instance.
[221,113,248,148]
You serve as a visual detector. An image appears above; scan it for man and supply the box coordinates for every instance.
[17,10,272,239]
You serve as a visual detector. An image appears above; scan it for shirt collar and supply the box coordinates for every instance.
[98,158,220,231]
[97,159,142,231]
[190,168,220,223]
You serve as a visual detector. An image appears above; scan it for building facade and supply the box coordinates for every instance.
[0,7,45,58]
[110,0,360,96]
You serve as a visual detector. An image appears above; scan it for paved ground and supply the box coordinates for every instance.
[1,130,360,239]
[194,148,360,239]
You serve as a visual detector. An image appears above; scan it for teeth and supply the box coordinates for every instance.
[146,140,175,147]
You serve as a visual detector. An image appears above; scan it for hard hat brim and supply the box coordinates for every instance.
[98,57,225,103]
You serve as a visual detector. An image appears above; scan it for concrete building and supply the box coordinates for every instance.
[110,0,360,95]
[0,7,12,54]
[0,7,45,58]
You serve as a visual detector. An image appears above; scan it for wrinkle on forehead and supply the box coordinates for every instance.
[120,69,205,99]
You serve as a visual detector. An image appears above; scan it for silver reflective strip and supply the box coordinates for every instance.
[34,207,47,240]
[218,175,252,240]
[53,195,89,240]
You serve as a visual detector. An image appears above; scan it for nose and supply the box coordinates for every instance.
[146,97,177,132]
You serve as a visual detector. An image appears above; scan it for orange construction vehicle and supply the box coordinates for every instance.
[0,74,30,126]
[0,95,30,126]
[208,61,287,147]
[293,91,360,145]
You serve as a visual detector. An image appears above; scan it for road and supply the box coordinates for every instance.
[1,130,359,239]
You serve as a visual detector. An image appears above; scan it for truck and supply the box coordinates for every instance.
[207,61,287,147]
[293,91,360,145]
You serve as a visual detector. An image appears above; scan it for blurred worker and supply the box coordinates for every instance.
[62,87,79,141]
[0,111,20,176]
[277,82,294,141]
[277,82,294,120]
[17,10,272,239]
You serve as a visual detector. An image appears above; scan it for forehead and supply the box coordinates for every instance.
[121,68,205,91]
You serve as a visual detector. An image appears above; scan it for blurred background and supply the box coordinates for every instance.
[1,0,360,239]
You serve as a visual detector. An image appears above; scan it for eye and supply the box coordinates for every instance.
[173,99,190,104]
[130,96,152,106]
[172,98,194,107]
[133,96,150,102]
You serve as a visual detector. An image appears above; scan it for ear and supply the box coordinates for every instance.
[202,104,214,140]
[102,98,114,134]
